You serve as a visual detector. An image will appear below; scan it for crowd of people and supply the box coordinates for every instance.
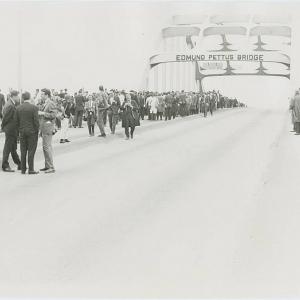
[0,86,245,175]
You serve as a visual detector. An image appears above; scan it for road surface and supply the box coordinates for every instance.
[0,107,299,298]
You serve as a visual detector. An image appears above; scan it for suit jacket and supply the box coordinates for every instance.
[15,102,39,134]
[1,99,18,135]
[75,95,86,111]
[40,99,57,135]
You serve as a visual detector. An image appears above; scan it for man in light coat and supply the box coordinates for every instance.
[39,88,57,173]
[96,86,108,137]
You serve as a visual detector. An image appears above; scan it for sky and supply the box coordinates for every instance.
[0,0,299,108]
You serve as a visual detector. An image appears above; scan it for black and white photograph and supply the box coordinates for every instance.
[0,0,299,298]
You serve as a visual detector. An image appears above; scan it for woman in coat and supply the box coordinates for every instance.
[121,93,140,140]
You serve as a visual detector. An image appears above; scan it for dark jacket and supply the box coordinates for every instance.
[1,99,18,135]
[121,100,140,128]
[15,101,39,134]
[63,102,72,118]
[75,95,86,111]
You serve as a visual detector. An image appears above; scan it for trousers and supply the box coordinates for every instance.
[2,133,21,169]
[42,133,54,169]
[74,110,83,127]
[97,112,106,135]
[109,113,118,134]
[20,131,38,172]
[125,125,135,138]
[60,118,69,140]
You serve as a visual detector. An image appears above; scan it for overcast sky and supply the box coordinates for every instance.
[0,1,299,108]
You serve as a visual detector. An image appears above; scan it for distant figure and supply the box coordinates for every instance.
[290,90,300,135]
[164,93,173,121]
[1,90,21,172]
[15,92,39,174]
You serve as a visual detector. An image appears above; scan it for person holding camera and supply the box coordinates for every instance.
[85,94,97,136]
[39,88,57,173]
[121,93,140,140]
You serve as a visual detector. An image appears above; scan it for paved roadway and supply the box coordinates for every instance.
[0,107,299,298]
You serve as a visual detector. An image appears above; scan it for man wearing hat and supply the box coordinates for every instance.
[15,92,39,174]
[39,88,56,173]
[1,90,21,172]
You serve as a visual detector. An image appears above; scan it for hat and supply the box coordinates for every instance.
[10,90,19,97]
[41,88,51,97]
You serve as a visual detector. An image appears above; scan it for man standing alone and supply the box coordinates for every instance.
[39,88,56,173]
[15,92,39,174]
[1,90,21,172]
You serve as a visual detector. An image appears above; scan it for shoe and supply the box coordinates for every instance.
[295,133,300,135]
[64,139,70,142]
[29,171,39,175]
[98,134,106,137]
[2,167,15,172]
[40,167,49,171]
[21,171,26,174]
[79,126,83,128]
[60,139,65,143]
[45,168,55,174]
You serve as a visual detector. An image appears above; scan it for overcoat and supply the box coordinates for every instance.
[121,100,140,128]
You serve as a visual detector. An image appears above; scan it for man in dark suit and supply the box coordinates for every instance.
[15,92,39,174]
[1,90,21,172]
[74,89,85,128]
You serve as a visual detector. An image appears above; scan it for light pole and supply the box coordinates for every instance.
[17,3,22,94]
